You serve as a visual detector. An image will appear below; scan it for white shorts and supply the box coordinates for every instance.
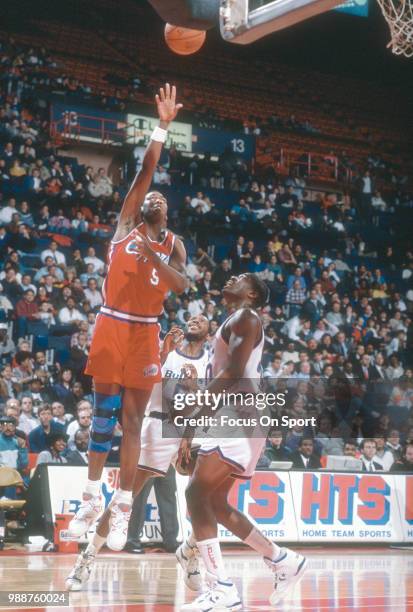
[197,436,266,479]
[138,416,181,476]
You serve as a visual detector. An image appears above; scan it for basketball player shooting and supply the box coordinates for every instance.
[178,274,306,611]
[68,83,188,551]
[66,315,210,591]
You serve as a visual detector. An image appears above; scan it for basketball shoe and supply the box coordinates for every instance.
[265,547,307,605]
[68,492,103,538]
[106,501,132,551]
[176,542,202,591]
[65,546,96,591]
[180,572,242,611]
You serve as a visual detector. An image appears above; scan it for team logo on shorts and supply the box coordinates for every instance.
[143,363,159,377]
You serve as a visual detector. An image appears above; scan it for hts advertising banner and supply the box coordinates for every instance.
[291,472,404,542]
[176,471,297,543]
[393,474,413,542]
[46,467,412,544]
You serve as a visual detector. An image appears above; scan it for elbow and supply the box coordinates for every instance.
[174,276,189,294]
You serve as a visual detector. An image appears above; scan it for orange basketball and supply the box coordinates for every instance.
[164,23,206,56]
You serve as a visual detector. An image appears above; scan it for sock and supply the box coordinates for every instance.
[91,532,106,553]
[197,538,229,582]
[85,479,101,497]
[181,532,197,558]
[244,527,282,561]
[113,488,133,505]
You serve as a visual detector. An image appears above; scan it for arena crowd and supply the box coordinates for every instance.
[1,37,413,491]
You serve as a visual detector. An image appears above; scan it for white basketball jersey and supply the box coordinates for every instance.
[146,347,209,415]
[209,309,264,385]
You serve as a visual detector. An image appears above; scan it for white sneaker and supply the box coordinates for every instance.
[65,547,96,591]
[265,547,307,606]
[106,501,131,551]
[68,493,103,538]
[181,572,242,611]
[176,542,202,592]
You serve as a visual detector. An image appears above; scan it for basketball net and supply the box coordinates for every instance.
[376,0,413,57]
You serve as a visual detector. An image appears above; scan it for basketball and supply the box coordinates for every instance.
[164,23,206,55]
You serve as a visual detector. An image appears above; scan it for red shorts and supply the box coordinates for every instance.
[85,313,161,389]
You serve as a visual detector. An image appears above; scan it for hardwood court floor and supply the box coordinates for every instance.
[0,547,412,611]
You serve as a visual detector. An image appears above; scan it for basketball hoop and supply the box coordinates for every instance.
[376,0,413,57]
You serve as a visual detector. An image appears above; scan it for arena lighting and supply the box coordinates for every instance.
[219,0,343,43]
[147,0,220,30]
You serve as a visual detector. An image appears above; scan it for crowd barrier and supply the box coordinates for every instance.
[40,466,413,544]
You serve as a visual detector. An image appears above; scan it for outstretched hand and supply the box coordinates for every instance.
[163,326,185,354]
[156,83,183,124]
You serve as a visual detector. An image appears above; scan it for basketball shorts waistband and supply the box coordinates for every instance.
[100,305,159,324]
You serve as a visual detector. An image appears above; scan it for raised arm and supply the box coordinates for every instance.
[112,84,183,242]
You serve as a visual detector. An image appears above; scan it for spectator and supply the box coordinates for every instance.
[286,280,307,317]
[153,165,171,185]
[0,322,15,361]
[66,408,92,449]
[0,416,28,473]
[390,443,413,473]
[373,433,395,471]
[52,368,75,408]
[11,351,34,390]
[265,431,291,462]
[40,240,66,267]
[51,401,72,427]
[359,439,383,472]
[291,437,322,469]
[36,432,68,465]
[88,167,113,198]
[84,278,102,309]
[65,429,89,465]
[83,247,105,274]
[18,395,39,435]
[28,404,64,453]
[343,439,358,457]
[58,297,86,325]
[0,366,15,402]
[15,289,39,336]
[385,428,402,461]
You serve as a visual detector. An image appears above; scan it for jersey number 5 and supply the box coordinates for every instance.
[150,268,159,286]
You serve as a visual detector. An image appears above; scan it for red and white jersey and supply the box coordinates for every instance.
[101,223,176,323]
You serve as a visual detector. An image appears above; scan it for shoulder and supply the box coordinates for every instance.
[171,234,186,255]
[228,308,262,333]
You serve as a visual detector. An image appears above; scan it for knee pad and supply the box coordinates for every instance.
[89,393,121,453]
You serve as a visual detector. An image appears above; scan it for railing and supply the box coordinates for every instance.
[280,148,353,183]
[50,112,127,145]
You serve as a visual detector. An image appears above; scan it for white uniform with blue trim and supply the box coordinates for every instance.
[139,347,209,475]
[198,309,267,479]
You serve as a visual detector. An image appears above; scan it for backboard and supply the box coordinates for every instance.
[220,0,343,43]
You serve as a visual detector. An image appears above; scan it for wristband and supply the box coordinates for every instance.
[151,126,168,143]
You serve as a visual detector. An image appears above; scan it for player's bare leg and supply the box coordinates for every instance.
[182,454,242,611]
[212,479,307,605]
[66,467,154,591]
[180,459,306,609]
[106,386,152,550]
[68,381,121,539]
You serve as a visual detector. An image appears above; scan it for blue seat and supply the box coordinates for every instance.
[26,321,50,336]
